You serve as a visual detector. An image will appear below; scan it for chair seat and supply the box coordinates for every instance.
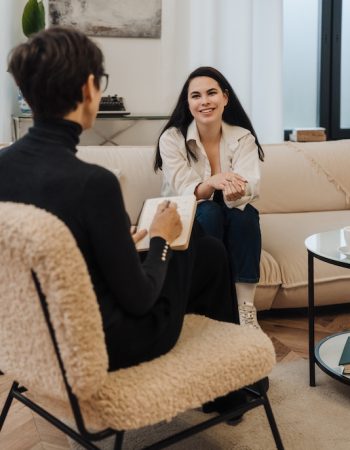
[76,314,275,431]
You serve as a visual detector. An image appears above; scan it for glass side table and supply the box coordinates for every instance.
[305,229,350,387]
[315,331,350,385]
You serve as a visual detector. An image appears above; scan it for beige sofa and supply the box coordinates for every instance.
[77,139,350,311]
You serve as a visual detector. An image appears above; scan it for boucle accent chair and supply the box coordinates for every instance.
[0,202,283,449]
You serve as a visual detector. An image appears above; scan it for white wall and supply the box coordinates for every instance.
[94,0,283,143]
[0,0,27,143]
[1,0,283,144]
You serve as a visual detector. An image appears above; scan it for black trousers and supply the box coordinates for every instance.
[106,223,238,371]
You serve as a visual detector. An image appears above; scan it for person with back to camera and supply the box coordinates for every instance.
[155,66,264,329]
[0,29,240,379]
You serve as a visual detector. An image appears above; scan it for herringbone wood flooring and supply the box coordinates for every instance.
[1,306,350,449]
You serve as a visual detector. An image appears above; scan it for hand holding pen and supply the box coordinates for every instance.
[149,199,182,244]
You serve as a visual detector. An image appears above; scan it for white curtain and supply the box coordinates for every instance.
[161,0,283,143]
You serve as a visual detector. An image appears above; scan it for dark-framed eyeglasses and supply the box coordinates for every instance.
[100,73,109,93]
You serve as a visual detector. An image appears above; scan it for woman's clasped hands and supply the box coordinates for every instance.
[207,172,247,201]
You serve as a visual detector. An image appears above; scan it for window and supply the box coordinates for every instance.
[283,0,321,131]
[284,0,350,140]
[320,0,350,138]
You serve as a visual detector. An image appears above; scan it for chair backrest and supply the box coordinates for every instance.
[0,202,108,401]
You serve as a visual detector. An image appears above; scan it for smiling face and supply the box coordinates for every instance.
[187,76,228,127]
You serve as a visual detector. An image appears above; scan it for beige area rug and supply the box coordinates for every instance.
[69,359,350,450]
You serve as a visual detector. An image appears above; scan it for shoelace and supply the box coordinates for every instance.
[241,310,255,323]
[239,306,260,329]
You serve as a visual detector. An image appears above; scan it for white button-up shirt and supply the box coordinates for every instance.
[159,120,261,210]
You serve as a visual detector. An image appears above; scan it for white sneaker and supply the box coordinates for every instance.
[238,304,260,329]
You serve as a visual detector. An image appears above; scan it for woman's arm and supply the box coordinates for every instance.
[159,129,203,196]
[224,133,261,208]
[160,129,244,200]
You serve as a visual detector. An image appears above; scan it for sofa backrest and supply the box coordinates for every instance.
[77,140,350,220]
[256,140,350,214]
[77,146,162,224]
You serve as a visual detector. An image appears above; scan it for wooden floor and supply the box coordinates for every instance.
[1,305,350,449]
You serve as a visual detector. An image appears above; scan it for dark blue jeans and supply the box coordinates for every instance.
[195,191,261,283]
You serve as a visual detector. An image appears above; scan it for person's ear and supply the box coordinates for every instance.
[223,89,229,107]
[82,74,98,102]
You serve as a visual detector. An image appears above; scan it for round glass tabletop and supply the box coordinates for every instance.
[305,228,350,265]
[315,331,350,385]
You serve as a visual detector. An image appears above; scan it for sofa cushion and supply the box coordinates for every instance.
[256,249,282,311]
[256,140,350,214]
[272,279,350,309]
[261,210,350,308]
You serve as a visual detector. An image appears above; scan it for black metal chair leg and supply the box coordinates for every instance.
[262,392,284,450]
[0,382,17,431]
[113,431,124,450]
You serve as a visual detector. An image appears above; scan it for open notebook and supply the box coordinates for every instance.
[135,195,197,252]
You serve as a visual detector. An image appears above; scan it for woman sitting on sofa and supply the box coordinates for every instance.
[0,28,238,372]
[155,66,264,329]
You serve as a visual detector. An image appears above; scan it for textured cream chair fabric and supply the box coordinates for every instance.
[0,202,275,431]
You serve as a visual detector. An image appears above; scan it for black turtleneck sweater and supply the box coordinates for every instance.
[0,119,171,330]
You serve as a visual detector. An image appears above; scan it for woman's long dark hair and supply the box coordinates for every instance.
[154,66,264,171]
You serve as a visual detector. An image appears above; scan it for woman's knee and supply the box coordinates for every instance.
[196,201,224,239]
[227,204,260,232]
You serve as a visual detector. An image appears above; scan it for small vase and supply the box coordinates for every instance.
[18,89,32,116]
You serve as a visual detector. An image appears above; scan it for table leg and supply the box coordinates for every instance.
[308,250,316,386]
[91,121,136,145]
[11,117,19,141]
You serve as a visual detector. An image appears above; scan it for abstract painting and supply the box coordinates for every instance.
[49,0,161,38]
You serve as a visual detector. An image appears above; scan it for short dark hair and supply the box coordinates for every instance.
[8,26,105,118]
[154,66,264,171]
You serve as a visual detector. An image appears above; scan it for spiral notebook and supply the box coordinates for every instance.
[135,195,197,252]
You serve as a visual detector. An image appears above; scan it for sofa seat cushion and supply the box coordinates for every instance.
[261,210,350,308]
[256,250,282,310]
[259,249,282,287]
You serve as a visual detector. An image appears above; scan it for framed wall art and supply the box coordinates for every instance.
[49,0,161,38]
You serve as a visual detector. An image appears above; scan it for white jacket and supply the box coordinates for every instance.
[159,120,261,210]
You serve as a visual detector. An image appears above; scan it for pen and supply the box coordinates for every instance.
[160,200,170,213]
